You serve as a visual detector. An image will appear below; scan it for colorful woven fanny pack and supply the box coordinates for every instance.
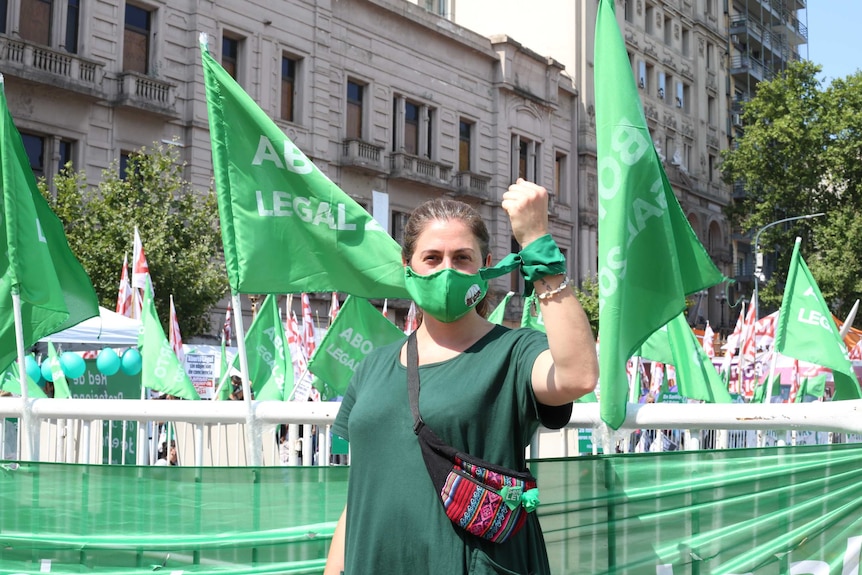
[407,332,540,543]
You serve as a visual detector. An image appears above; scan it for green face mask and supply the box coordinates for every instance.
[404,266,488,323]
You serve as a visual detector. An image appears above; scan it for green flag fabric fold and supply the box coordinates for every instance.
[753,374,781,404]
[637,314,732,403]
[233,294,292,401]
[0,361,47,398]
[0,80,99,373]
[200,40,408,298]
[308,296,405,398]
[594,0,725,428]
[794,374,826,402]
[774,238,862,401]
[47,340,71,399]
[487,292,515,325]
[139,286,200,401]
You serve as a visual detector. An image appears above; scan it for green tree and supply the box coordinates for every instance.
[40,142,227,337]
[575,275,599,338]
[721,61,862,320]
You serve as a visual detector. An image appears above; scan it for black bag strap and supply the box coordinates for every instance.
[407,331,425,434]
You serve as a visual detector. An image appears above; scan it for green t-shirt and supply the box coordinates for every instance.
[332,325,571,574]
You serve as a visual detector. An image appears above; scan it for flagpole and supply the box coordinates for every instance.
[11,292,33,461]
[231,293,262,466]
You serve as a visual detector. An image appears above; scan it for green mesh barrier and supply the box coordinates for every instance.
[3,443,862,574]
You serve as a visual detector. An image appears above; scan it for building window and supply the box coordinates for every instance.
[624,0,633,22]
[393,96,435,158]
[21,132,75,187]
[708,154,716,182]
[706,42,714,70]
[708,95,716,125]
[0,0,7,34]
[555,152,568,204]
[119,151,132,180]
[459,119,473,172]
[638,61,647,90]
[21,133,45,179]
[281,55,297,123]
[391,210,410,244]
[645,3,655,35]
[682,27,690,57]
[20,0,51,45]
[512,134,539,182]
[658,71,666,101]
[123,4,151,74]
[664,16,672,46]
[222,35,240,80]
[510,236,524,293]
[423,0,448,17]
[347,80,364,139]
[65,0,80,53]
[405,101,420,156]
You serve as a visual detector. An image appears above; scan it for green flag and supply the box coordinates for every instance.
[774,238,861,401]
[0,361,47,398]
[794,374,827,402]
[637,314,732,403]
[234,294,292,401]
[308,296,405,397]
[139,286,199,400]
[487,292,514,325]
[200,39,408,299]
[753,374,781,404]
[46,340,71,399]
[0,81,99,373]
[216,336,232,401]
[594,0,725,428]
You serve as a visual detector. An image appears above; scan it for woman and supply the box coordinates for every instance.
[325,179,598,574]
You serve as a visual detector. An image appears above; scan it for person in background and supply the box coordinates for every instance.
[325,179,598,575]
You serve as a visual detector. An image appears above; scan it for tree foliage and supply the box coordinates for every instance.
[721,61,862,320]
[575,275,599,337]
[39,142,228,337]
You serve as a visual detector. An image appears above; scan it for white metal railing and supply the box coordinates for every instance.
[2,398,862,466]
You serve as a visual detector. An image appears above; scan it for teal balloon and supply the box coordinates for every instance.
[41,360,55,382]
[121,348,142,376]
[25,355,41,384]
[96,348,121,376]
[60,352,86,380]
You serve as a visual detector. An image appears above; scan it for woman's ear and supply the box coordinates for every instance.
[484,253,492,267]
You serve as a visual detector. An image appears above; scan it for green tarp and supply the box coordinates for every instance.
[2,443,862,573]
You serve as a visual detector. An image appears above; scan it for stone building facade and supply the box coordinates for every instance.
[2,0,584,336]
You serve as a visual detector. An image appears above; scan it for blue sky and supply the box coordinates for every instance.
[805,0,862,82]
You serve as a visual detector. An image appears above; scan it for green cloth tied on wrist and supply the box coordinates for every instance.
[479,234,566,295]
[521,488,540,513]
[517,234,566,283]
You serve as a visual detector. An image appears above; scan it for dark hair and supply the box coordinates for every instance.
[402,198,491,318]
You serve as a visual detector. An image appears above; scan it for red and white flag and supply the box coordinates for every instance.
[288,310,309,376]
[788,358,801,403]
[116,253,133,317]
[169,294,184,363]
[301,293,317,357]
[849,338,862,361]
[329,292,340,325]
[649,362,664,395]
[720,304,745,374]
[405,301,419,335]
[223,301,233,347]
[701,322,716,359]
[739,301,758,368]
[132,228,153,319]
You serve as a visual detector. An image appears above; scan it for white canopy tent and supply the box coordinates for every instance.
[40,307,142,347]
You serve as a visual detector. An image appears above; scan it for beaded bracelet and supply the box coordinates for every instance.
[537,276,572,301]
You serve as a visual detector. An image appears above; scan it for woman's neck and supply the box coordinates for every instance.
[414,312,494,358]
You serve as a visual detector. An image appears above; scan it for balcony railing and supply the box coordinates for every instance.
[113,72,176,116]
[341,139,386,174]
[0,37,102,93]
[389,152,452,189]
[450,171,491,202]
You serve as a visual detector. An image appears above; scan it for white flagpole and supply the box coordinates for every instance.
[11,292,33,461]
[231,293,262,465]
